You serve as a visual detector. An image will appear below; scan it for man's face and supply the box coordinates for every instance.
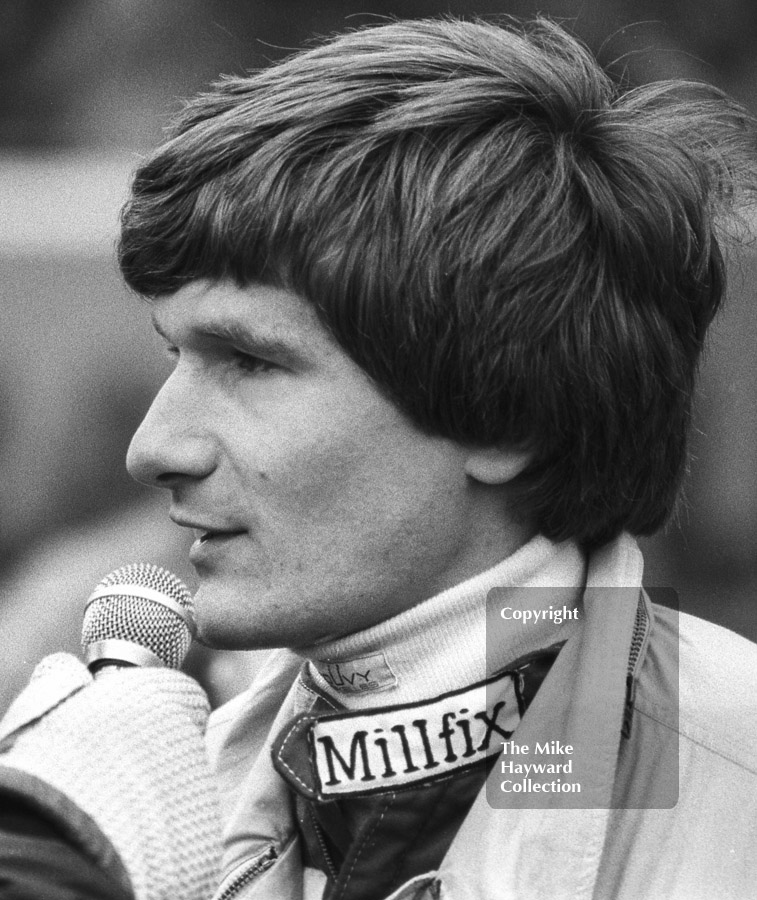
[127,280,507,649]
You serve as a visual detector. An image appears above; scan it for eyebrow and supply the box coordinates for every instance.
[150,314,311,371]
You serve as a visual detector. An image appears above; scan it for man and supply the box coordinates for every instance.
[2,15,757,900]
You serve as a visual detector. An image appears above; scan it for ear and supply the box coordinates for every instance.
[464,445,532,485]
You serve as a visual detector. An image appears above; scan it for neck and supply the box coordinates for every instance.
[300,533,586,710]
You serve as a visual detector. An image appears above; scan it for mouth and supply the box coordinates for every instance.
[187,527,247,567]
[169,514,246,550]
[169,513,242,536]
[194,528,246,545]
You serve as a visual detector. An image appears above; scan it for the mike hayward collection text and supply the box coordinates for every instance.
[499,740,582,793]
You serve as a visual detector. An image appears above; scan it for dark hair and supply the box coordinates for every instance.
[119,17,757,548]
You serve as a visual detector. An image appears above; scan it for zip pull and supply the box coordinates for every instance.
[213,847,278,900]
[621,674,636,739]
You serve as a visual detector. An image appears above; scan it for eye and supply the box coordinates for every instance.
[232,349,276,374]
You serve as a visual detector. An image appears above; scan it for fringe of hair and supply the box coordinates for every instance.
[119,17,757,547]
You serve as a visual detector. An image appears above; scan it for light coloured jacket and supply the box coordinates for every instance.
[206,535,757,900]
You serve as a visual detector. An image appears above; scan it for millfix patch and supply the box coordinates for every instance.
[274,670,523,800]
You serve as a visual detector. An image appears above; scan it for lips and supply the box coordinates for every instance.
[169,514,246,553]
[187,528,246,567]
[196,529,245,544]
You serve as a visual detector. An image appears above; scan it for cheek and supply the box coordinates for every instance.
[233,394,469,547]
[288,441,468,562]
[239,407,377,499]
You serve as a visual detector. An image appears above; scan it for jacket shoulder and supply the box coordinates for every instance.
[639,603,757,765]
[206,649,302,772]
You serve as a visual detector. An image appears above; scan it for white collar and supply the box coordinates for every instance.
[300,534,587,710]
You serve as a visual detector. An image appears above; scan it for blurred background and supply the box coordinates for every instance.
[1,0,756,711]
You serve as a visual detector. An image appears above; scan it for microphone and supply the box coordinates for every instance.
[0,565,222,900]
[81,563,195,674]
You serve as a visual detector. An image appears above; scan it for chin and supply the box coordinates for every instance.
[189,583,248,648]
[189,583,335,650]
[192,620,226,650]
[192,610,281,652]
[191,605,245,650]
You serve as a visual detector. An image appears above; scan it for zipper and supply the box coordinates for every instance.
[622,592,651,739]
[310,808,339,883]
[213,846,278,900]
[626,595,649,677]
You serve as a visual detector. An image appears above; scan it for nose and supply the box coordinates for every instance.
[127,371,217,489]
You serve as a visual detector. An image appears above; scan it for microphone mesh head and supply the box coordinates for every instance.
[82,563,194,669]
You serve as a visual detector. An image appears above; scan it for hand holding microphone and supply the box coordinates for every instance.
[0,564,223,900]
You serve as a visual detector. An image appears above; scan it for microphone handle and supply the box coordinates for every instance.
[85,638,168,676]
[90,660,139,677]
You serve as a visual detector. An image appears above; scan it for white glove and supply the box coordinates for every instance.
[0,653,223,900]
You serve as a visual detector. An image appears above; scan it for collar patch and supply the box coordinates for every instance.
[274,669,523,800]
[312,651,397,695]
